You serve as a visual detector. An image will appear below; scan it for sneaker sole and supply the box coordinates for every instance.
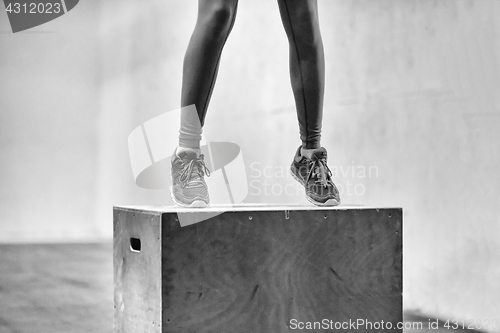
[170,187,210,208]
[289,168,341,207]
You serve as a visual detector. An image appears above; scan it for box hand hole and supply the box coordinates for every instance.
[130,237,141,252]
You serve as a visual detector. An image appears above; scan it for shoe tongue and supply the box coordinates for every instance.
[311,147,327,160]
[179,150,198,160]
[184,151,198,160]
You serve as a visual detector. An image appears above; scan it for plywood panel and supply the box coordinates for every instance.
[114,206,402,332]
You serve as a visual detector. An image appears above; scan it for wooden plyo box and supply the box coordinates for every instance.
[113,205,402,333]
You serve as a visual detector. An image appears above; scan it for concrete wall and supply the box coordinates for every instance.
[0,1,100,241]
[1,0,499,329]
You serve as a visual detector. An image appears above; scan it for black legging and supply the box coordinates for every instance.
[180,0,324,149]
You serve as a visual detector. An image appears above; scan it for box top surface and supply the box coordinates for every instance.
[114,204,402,214]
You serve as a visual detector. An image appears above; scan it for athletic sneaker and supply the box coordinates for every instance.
[290,146,341,206]
[170,149,210,208]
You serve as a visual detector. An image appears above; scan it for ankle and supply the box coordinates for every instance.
[300,148,315,159]
[176,146,201,157]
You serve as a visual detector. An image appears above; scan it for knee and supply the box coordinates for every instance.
[288,7,322,48]
[201,2,237,41]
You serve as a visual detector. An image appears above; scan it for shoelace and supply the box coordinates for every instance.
[306,157,333,188]
[178,155,211,187]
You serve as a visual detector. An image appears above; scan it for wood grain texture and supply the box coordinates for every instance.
[114,208,163,332]
[155,207,402,333]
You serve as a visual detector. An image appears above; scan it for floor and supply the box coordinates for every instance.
[0,243,112,333]
[0,243,481,333]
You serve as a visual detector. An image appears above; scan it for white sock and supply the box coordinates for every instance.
[176,146,201,157]
[301,148,316,159]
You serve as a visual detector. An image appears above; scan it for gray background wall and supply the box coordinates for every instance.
[1,0,499,329]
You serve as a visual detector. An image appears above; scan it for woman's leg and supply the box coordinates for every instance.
[179,0,239,149]
[280,0,340,206]
[277,0,325,150]
[173,0,238,208]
